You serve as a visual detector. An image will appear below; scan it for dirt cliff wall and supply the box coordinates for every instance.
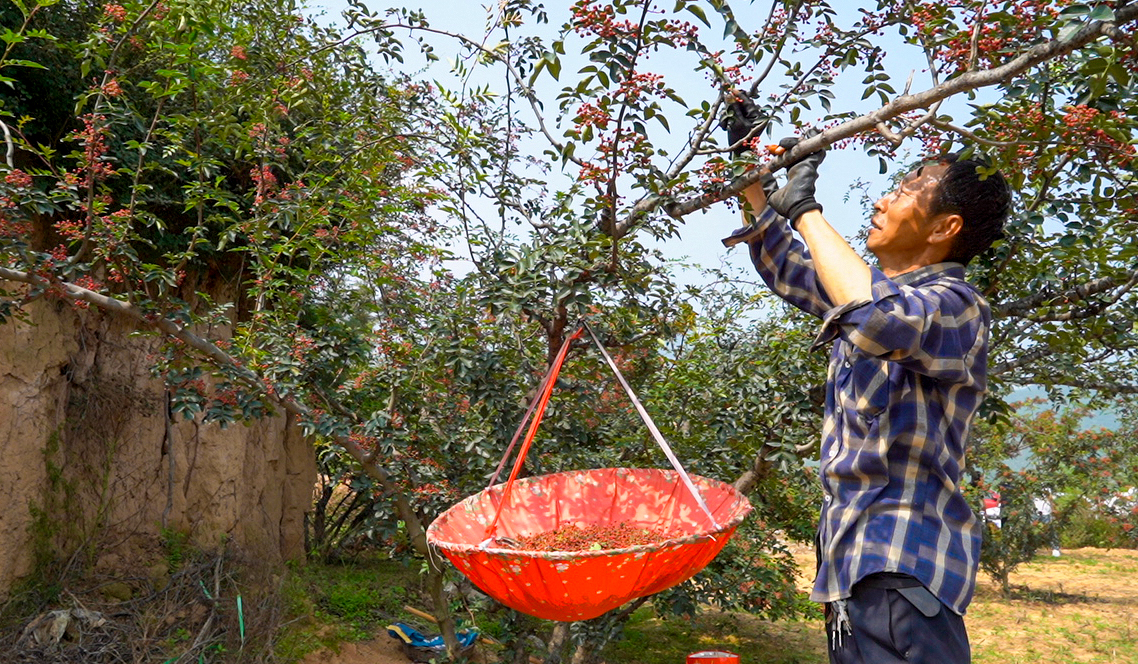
[0,291,314,596]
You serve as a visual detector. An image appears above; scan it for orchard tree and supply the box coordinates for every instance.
[4,0,1138,660]
[346,0,1138,394]
[0,0,480,654]
[965,397,1138,592]
[327,0,1138,656]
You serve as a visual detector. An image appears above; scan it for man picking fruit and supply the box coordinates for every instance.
[721,94,1011,664]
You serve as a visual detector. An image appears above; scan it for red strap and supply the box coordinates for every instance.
[486,354,559,489]
[484,327,582,539]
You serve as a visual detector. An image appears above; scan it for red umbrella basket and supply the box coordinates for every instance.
[427,323,753,622]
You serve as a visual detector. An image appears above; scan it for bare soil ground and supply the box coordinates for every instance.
[779,543,1138,664]
[300,546,1138,664]
[968,547,1138,663]
[298,636,407,664]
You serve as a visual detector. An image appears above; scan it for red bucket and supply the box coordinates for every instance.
[687,651,740,664]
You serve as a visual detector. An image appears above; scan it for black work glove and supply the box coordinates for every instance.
[720,91,765,157]
[756,136,804,199]
[766,133,826,227]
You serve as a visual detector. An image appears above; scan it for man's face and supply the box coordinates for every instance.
[867,162,949,261]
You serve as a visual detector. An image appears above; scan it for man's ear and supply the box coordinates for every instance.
[928,213,963,246]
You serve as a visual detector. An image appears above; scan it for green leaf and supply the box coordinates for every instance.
[685,4,710,27]
[0,29,25,45]
[723,18,737,40]
[1087,5,1115,21]
[561,141,576,166]
[528,58,546,85]
[1058,4,1091,17]
[1107,63,1130,86]
[3,59,46,70]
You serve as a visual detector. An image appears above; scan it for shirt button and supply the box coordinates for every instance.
[844,359,852,368]
[834,406,843,416]
[824,494,832,503]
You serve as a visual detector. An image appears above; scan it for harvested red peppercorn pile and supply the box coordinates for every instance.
[515,522,670,551]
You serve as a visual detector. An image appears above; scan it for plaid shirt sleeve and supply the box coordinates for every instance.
[745,206,834,318]
[814,267,988,386]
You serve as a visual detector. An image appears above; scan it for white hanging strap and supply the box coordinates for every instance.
[583,322,722,531]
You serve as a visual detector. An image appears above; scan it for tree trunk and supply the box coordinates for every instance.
[544,622,570,664]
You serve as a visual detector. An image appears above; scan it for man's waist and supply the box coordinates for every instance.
[855,572,923,589]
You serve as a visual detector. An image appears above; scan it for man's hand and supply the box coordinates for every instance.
[720,90,765,157]
[766,134,826,227]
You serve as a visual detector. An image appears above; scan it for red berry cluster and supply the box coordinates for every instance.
[516,522,669,551]
[103,3,127,23]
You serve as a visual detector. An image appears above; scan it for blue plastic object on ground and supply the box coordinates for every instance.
[386,621,478,651]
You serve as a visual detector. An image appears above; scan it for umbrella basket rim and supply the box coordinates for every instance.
[427,467,751,560]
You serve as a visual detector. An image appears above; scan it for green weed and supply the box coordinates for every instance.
[273,555,420,662]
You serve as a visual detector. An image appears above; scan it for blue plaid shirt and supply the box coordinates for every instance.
[745,206,986,615]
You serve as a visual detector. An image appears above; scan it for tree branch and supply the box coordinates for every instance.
[1020,270,1138,323]
[610,5,1138,235]
[995,271,1138,317]
[306,21,587,167]
[747,1,804,97]
[604,0,655,243]
[930,119,1014,147]
[990,345,1055,376]
[1022,378,1138,394]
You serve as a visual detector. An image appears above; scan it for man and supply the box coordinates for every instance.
[722,98,1011,664]
[1033,490,1060,557]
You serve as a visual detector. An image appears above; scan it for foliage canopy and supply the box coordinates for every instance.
[2,0,1137,660]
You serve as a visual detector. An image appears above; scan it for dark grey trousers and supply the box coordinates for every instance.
[826,574,971,664]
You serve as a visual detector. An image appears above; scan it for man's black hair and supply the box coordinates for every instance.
[929,153,1012,265]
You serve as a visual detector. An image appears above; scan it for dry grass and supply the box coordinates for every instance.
[771,543,1138,664]
[969,547,1138,663]
[288,546,1138,663]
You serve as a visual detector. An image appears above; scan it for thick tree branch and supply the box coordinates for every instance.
[733,444,776,496]
[990,345,1055,376]
[995,271,1138,317]
[1020,271,1138,323]
[607,6,1138,236]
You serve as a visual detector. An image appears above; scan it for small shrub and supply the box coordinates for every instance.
[1061,499,1138,550]
[968,474,1052,594]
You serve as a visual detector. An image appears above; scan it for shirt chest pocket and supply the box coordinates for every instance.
[838,352,892,423]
